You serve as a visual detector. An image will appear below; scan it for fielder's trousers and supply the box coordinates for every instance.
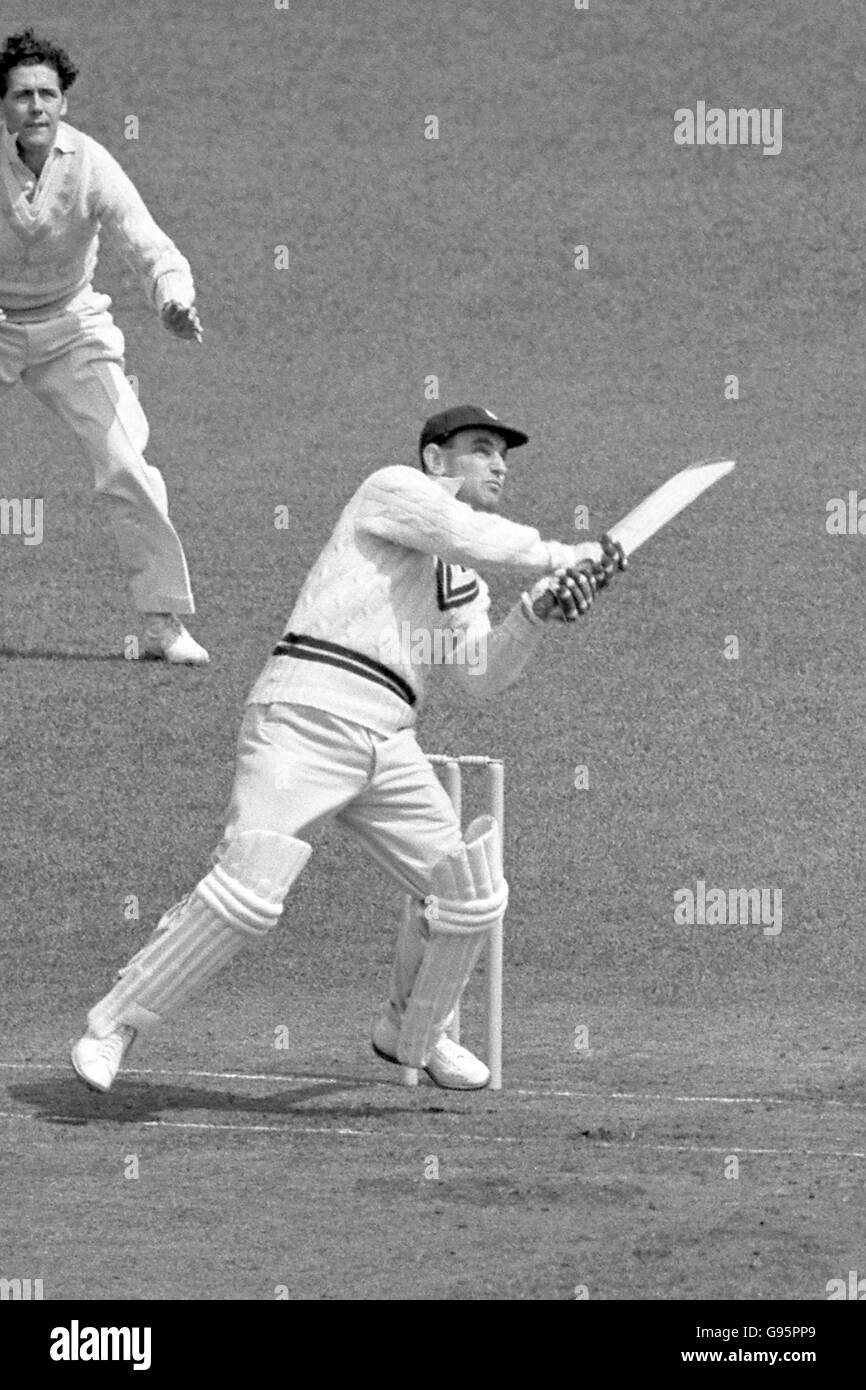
[0,287,194,613]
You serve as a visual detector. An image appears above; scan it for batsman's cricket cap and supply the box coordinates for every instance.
[418,404,529,460]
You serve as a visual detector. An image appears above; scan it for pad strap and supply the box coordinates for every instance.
[424,882,509,932]
[195,863,284,937]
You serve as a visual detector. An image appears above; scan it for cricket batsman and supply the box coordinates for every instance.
[0,28,208,663]
[71,403,625,1092]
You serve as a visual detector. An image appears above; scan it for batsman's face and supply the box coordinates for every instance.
[1,63,67,158]
[437,429,509,512]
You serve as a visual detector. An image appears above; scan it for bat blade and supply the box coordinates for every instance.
[606,459,735,558]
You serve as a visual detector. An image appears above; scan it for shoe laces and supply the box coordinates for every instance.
[96,1026,134,1063]
[92,1033,124,1064]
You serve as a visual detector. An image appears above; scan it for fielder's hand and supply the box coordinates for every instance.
[161,301,203,342]
[526,566,596,622]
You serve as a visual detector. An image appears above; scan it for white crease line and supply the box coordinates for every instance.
[636,1143,866,1159]
[1,1061,862,1109]
[516,1088,866,1108]
[0,1110,862,1157]
[0,1061,343,1085]
[0,1110,513,1142]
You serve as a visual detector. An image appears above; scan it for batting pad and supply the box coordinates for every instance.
[87,831,311,1037]
[397,815,507,1068]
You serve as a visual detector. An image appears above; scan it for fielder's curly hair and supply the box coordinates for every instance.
[0,28,78,97]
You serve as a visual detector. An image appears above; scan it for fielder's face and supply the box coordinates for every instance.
[1,63,67,163]
[430,428,509,512]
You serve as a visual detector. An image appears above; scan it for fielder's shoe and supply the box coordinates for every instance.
[372,1013,490,1090]
[71,1025,136,1093]
[142,613,209,665]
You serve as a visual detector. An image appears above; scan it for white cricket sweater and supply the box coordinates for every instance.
[0,121,194,320]
[248,466,578,735]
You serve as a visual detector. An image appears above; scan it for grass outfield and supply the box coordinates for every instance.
[1,0,864,1302]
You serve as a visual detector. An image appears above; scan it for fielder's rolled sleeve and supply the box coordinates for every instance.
[92,146,195,310]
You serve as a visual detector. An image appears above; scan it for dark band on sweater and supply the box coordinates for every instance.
[272,631,417,708]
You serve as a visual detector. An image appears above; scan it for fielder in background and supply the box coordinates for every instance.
[71,403,625,1093]
[0,28,208,663]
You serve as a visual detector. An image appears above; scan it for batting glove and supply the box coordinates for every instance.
[524,566,596,623]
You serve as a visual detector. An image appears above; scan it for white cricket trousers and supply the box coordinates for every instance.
[216,703,466,1019]
[0,288,194,613]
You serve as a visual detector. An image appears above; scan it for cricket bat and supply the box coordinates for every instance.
[538,459,735,618]
[602,458,735,560]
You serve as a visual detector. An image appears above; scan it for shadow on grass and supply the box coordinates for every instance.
[9,1071,414,1126]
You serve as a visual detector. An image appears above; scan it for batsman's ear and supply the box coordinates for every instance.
[421,442,446,476]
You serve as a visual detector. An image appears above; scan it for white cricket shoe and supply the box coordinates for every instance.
[142,613,209,665]
[372,1013,490,1090]
[71,1026,136,1093]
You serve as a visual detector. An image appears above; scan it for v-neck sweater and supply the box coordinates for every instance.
[0,120,193,321]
